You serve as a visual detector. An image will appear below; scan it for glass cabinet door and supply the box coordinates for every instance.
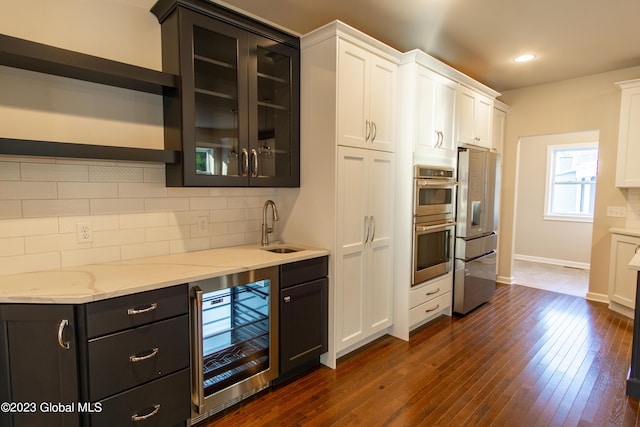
[187,15,249,186]
[249,37,299,186]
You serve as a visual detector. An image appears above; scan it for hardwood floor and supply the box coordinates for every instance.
[200,284,640,426]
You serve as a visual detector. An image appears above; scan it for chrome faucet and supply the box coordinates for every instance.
[262,200,279,246]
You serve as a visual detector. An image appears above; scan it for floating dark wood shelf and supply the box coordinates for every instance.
[0,138,179,164]
[0,34,178,95]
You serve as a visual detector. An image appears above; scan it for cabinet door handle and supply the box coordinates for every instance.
[364,216,371,243]
[57,319,70,350]
[371,122,377,142]
[365,120,371,142]
[425,304,440,313]
[129,348,159,363]
[426,288,440,296]
[127,303,157,315]
[131,404,160,422]
[283,296,291,303]
[370,216,376,241]
[251,149,258,177]
[241,148,249,177]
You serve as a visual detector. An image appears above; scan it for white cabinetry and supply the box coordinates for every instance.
[457,85,493,149]
[281,21,399,367]
[492,101,508,153]
[336,147,395,351]
[609,231,640,318]
[399,54,456,159]
[338,39,397,152]
[615,79,640,187]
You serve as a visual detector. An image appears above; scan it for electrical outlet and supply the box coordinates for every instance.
[76,222,93,243]
[197,216,209,236]
[606,206,627,218]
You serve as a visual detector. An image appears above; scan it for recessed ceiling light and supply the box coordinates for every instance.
[514,53,536,63]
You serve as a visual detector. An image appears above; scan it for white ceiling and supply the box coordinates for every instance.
[217,0,640,93]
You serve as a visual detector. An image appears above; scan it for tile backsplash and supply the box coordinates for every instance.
[0,155,280,275]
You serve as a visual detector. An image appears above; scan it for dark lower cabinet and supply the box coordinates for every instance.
[277,256,329,384]
[0,285,190,427]
[0,305,80,427]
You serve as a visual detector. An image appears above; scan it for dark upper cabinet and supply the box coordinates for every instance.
[152,0,300,187]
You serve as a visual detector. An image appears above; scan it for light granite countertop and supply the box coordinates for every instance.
[610,227,640,238]
[0,243,329,304]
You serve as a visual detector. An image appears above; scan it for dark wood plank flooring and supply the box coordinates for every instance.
[200,284,640,426]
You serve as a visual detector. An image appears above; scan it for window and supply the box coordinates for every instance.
[545,143,598,222]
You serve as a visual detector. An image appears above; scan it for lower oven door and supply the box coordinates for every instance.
[413,221,456,286]
[190,266,279,422]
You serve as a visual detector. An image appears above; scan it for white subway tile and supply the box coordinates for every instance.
[170,237,211,254]
[143,167,165,183]
[0,237,24,257]
[59,215,120,233]
[0,181,58,200]
[119,212,169,229]
[25,233,87,254]
[21,162,89,182]
[145,198,190,212]
[0,218,59,238]
[0,162,20,180]
[0,252,61,275]
[22,199,90,218]
[92,228,146,248]
[228,196,263,209]
[189,197,228,211]
[121,241,169,260]
[167,187,210,197]
[61,246,121,268]
[145,225,190,242]
[118,182,168,198]
[90,198,145,215]
[89,165,144,183]
[0,201,22,219]
[169,211,209,226]
[58,182,118,199]
[210,209,245,223]
[211,233,247,248]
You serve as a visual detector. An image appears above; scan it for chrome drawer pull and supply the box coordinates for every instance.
[425,304,440,313]
[57,319,70,350]
[127,303,157,315]
[129,348,159,363]
[426,288,440,296]
[283,296,291,303]
[131,404,160,422]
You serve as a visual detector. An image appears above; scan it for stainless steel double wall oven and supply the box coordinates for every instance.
[412,165,457,286]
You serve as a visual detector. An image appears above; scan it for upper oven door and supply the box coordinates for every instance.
[414,179,456,217]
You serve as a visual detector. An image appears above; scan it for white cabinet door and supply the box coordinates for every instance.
[336,147,368,350]
[474,93,493,148]
[456,85,494,149]
[337,39,396,152]
[336,146,395,352]
[615,80,640,187]
[492,107,507,153]
[367,151,395,333]
[609,233,640,311]
[434,77,457,153]
[369,55,397,152]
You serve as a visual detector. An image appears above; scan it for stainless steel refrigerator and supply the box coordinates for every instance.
[454,146,500,314]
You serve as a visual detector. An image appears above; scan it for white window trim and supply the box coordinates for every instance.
[543,142,598,223]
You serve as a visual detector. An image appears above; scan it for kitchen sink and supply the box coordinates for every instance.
[261,246,303,254]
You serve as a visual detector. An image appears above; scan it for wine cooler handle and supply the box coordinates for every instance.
[131,404,160,422]
[191,286,205,414]
[57,319,70,350]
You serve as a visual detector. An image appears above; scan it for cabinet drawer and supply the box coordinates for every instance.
[88,315,189,400]
[409,292,452,326]
[409,276,452,308]
[86,284,188,338]
[280,256,328,288]
[91,368,190,427]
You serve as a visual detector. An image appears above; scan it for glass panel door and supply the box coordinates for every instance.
[201,279,271,396]
[193,25,243,178]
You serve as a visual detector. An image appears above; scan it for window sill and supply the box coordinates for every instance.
[543,214,593,224]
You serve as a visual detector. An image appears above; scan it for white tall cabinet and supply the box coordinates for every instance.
[457,84,494,149]
[615,79,640,187]
[280,21,399,367]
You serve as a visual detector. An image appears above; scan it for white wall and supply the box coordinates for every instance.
[513,131,597,268]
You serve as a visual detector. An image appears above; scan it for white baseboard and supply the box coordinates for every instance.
[513,253,590,271]
[497,275,514,285]
[586,292,608,304]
